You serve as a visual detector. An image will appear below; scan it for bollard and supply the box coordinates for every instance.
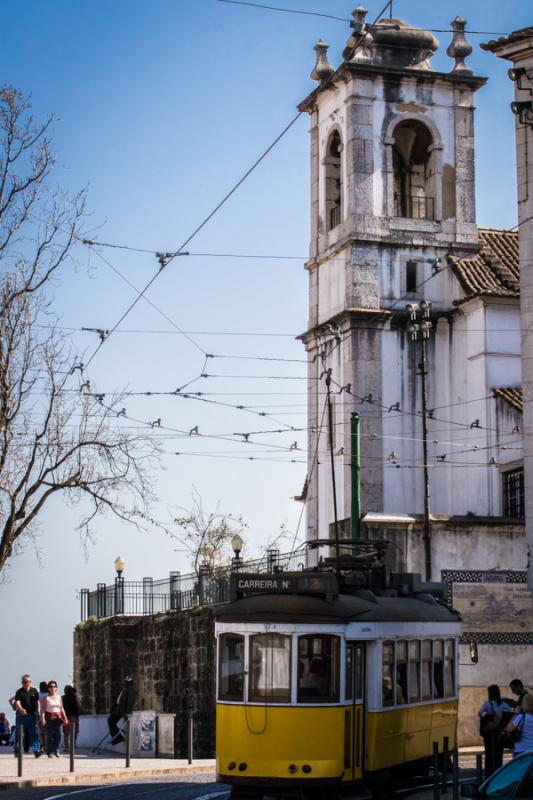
[69,725,75,773]
[433,740,441,800]
[476,753,483,787]
[187,714,193,765]
[442,736,449,793]
[125,718,131,768]
[452,745,459,800]
[17,725,23,778]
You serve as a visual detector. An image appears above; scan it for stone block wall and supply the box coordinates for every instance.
[74,607,215,757]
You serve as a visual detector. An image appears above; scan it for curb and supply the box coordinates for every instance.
[0,764,215,791]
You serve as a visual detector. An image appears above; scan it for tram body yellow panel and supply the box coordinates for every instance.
[216,703,347,781]
[366,701,458,772]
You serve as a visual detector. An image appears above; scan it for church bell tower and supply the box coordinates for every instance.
[298,10,486,543]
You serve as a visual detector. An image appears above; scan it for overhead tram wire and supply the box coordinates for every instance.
[82,113,305,370]
[215,0,509,35]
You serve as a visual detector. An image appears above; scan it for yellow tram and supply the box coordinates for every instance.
[215,550,460,799]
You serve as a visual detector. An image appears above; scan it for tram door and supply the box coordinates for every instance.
[345,642,365,781]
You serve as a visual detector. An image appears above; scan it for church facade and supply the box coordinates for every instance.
[298,9,531,742]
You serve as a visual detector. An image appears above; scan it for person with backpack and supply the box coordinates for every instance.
[504,692,533,757]
[478,684,513,777]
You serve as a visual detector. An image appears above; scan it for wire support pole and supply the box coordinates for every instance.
[325,369,340,571]
[420,333,432,582]
[406,301,433,582]
[350,411,361,546]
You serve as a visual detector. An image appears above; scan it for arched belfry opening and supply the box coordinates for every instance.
[325,130,342,231]
[392,120,436,220]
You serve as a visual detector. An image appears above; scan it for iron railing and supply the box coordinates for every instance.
[329,204,341,230]
[395,194,435,221]
[79,547,308,621]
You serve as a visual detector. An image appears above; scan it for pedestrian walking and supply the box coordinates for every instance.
[62,685,81,752]
[504,692,533,756]
[107,676,135,745]
[12,674,42,757]
[40,680,68,758]
[478,684,512,778]
[0,712,10,745]
[38,681,48,752]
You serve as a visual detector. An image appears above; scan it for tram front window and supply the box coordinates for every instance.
[219,634,244,700]
[250,634,291,702]
[298,635,339,702]
[382,641,394,707]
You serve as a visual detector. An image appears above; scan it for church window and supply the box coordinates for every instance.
[325,131,342,231]
[502,467,524,517]
[406,260,418,293]
[392,121,436,221]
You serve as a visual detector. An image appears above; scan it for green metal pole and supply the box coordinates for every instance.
[350,412,361,542]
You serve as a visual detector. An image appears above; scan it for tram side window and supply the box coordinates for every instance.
[444,639,455,697]
[250,634,291,702]
[433,640,444,699]
[298,635,339,702]
[382,641,395,707]
[345,644,363,701]
[421,640,432,701]
[396,641,407,704]
[408,640,421,703]
[219,634,244,701]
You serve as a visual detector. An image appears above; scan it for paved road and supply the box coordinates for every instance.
[0,774,227,800]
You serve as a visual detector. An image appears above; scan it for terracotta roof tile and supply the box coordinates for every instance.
[492,387,523,413]
[481,27,533,53]
[449,227,519,299]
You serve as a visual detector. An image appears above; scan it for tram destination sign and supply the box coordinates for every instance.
[231,571,338,598]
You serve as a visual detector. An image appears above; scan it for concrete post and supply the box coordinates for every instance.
[483,31,533,590]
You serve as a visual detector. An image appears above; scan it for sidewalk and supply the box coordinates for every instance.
[0,749,216,790]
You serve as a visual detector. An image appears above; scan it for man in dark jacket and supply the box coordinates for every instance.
[13,675,42,757]
[107,677,135,745]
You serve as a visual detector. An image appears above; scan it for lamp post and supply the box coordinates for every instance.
[231,533,243,571]
[406,301,433,581]
[114,555,126,615]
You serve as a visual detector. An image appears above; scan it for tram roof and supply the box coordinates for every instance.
[215,592,460,624]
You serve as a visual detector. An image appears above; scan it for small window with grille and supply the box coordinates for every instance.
[502,467,524,517]
[406,260,418,293]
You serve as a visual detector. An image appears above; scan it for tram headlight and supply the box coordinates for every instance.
[227,762,236,771]
[288,764,298,773]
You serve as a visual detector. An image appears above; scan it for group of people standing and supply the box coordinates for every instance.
[5,674,81,758]
[478,678,533,778]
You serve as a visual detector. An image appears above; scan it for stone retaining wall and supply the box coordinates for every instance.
[74,607,215,757]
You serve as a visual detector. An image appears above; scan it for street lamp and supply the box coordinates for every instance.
[114,555,126,577]
[231,534,244,571]
[406,301,433,582]
[114,556,126,615]
[231,534,243,560]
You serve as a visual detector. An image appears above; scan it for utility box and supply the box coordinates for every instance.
[156,714,176,758]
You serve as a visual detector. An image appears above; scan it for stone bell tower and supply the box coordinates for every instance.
[298,10,486,543]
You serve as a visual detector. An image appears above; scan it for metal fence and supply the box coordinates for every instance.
[80,547,308,620]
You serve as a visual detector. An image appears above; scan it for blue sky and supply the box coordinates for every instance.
[0,0,530,714]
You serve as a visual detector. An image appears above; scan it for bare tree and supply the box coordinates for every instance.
[0,86,158,573]
[174,489,248,576]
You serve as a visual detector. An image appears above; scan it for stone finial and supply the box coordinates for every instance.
[446,16,473,74]
[310,39,334,84]
[343,5,374,62]
[352,5,368,34]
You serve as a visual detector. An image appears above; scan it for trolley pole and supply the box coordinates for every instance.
[350,412,361,547]
[406,302,433,581]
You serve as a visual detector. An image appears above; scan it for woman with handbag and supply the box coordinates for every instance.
[40,681,68,758]
[504,692,533,757]
[478,685,513,778]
